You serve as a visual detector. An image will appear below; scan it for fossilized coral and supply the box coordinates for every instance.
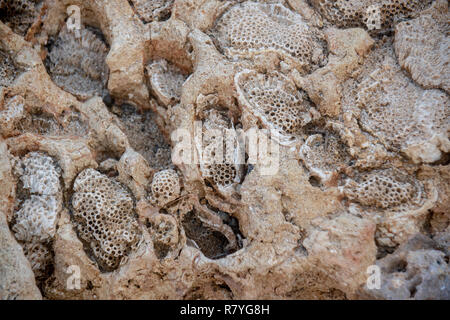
[236,69,314,144]
[344,168,423,210]
[197,108,244,190]
[394,1,450,93]
[149,169,181,207]
[147,59,187,106]
[114,104,173,170]
[214,1,326,72]
[11,152,62,279]
[130,0,174,23]
[355,47,449,163]
[45,25,109,100]
[0,0,41,36]
[299,133,350,185]
[71,168,141,271]
[147,213,180,259]
[310,0,433,32]
[0,0,448,301]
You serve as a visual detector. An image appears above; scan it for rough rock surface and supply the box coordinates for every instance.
[0,203,42,299]
[0,0,448,300]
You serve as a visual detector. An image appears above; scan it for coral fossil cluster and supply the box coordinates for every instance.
[12,152,62,278]
[0,0,449,300]
[71,168,141,271]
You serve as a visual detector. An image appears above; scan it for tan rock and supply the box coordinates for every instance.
[0,208,42,300]
[0,0,447,301]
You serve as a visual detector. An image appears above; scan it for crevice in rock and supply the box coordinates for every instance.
[112,103,173,170]
[182,209,238,260]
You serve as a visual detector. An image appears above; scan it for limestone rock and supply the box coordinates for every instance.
[0,0,448,300]
[0,209,42,300]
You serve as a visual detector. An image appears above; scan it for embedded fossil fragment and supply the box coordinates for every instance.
[71,168,141,271]
[343,168,438,247]
[394,0,450,93]
[343,168,423,210]
[299,133,350,185]
[11,152,62,279]
[196,107,244,192]
[0,96,25,137]
[0,0,40,36]
[12,152,62,240]
[45,25,109,100]
[146,213,180,259]
[235,69,314,145]
[129,0,174,23]
[214,1,326,72]
[20,242,52,279]
[13,195,61,242]
[0,209,42,299]
[0,94,89,139]
[147,59,187,106]
[148,169,181,207]
[310,0,433,32]
[356,55,450,163]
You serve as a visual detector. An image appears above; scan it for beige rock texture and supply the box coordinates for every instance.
[0,196,42,300]
[0,0,448,300]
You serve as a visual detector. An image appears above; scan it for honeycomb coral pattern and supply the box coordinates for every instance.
[394,6,450,93]
[147,59,187,106]
[0,0,40,36]
[19,152,62,195]
[344,169,422,210]
[236,70,312,142]
[45,25,109,100]
[12,152,62,242]
[310,0,433,32]
[202,160,238,188]
[129,0,173,23]
[215,2,324,71]
[13,195,61,242]
[71,168,141,271]
[149,169,181,207]
[300,133,349,184]
[11,152,62,279]
[0,50,20,88]
[199,109,241,188]
[357,59,449,161]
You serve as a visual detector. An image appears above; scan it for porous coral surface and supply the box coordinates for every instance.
[0,0,448,300]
